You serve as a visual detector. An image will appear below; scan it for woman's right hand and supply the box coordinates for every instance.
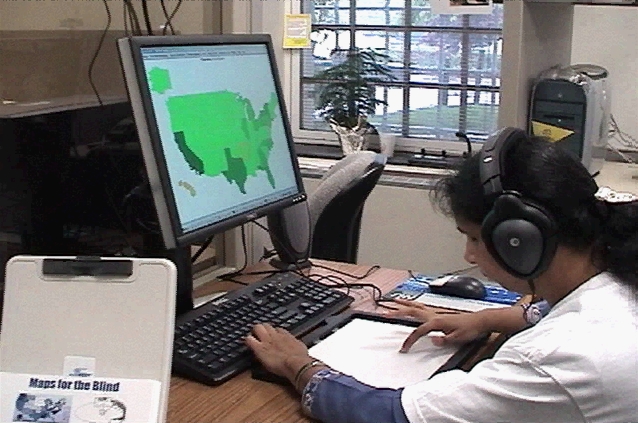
[386,299,487,352]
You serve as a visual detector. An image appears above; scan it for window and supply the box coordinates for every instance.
[298,0,503,149]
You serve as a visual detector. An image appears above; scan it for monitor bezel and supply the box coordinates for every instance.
[121,34,306,249]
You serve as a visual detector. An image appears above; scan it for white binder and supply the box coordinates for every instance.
[0,255,177,423]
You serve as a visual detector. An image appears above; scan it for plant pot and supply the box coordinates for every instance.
[330,122,369,155]
[337,131,368,155]
[379,133,397,157]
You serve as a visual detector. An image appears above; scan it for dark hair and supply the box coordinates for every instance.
[431,135,638,288]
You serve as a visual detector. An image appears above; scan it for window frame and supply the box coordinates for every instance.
[290,0,503,154]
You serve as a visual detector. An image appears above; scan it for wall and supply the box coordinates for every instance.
[0,0,215,33]
[249,176,468,274]
[0,1,218,103]
[302,178,468,274]
[571,5,638,148]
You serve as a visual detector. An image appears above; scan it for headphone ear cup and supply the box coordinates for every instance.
[481,193,558,279]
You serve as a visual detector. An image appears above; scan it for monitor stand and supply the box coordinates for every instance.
[143,234,194,316]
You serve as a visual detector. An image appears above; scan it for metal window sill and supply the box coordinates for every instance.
[295,144,455,190]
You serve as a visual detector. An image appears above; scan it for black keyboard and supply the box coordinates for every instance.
[172,272,354,385]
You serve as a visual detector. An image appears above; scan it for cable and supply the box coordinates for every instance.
[455,131,472,157]
[88,0,112,107]
[610,114,638,148]
[310,262,381,280]
[141,0,154,35]
[217,225,249,281]
[99,172,137,253]
[160,0,175,35]
[608,114,638,162]
[191,236,214,263]
[248,219,393,307]
[123,0,142,35]
[163,0,184,35]
[160,0,174,34]
[607,114,638,164]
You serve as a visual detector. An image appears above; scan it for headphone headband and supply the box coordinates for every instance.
[479,127,528,197]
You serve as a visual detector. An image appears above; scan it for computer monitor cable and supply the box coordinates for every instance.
[251,219,387,307]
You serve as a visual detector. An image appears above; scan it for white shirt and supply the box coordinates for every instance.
[401,272,638,423]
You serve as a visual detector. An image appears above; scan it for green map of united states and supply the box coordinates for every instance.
[148,67,277,194]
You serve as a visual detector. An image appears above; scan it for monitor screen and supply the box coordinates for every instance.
[118,35,306,249]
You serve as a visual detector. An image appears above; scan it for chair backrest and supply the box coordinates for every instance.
[309,151,387,263]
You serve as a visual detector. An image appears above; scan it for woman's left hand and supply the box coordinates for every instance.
[245,323,311,379]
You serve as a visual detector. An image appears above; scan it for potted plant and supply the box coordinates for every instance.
[314,48,397,155]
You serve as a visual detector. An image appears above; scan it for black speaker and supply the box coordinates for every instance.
[479,127,558,279]
[266,201,312,271]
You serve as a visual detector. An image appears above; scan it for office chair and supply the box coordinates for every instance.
[308,151,387,263]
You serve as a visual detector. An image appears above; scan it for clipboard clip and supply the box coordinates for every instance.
[42,256,133,277]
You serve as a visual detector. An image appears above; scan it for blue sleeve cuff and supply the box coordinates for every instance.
[301,369,409,423]
[534,299,551,317]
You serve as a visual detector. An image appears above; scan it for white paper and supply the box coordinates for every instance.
[308,318,459,389]
[0,372,161,423]
[430,0,493,15]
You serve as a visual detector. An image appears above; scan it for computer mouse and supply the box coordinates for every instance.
[429,275,486,300]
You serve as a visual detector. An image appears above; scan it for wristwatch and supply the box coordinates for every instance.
[522,303,543,325]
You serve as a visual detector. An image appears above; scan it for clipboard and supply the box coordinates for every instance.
[301,311,487,389]
[0,255,177,423]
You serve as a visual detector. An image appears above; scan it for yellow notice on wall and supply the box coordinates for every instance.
[283,14,311,49]
[531,120,575,143]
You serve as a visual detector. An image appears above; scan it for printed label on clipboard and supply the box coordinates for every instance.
[0,372,161,423]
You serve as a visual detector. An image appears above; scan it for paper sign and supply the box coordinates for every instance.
[0,372,161,423]
[430,0,493,15]
[531,120,575,143]
[283,14,311,49]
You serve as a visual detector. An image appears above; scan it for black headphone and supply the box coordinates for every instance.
[479,127,558,280]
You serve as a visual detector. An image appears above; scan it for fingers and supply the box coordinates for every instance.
[431,336,447,347]
[400,317,459,352]
[385,307,420,319]
[247,323,294,345]
[392,298,428,309]
[386,305,434,323]
[401,326,465,351]
[400,321,434,352]
[251,323,274,342]
[244,334,262,350]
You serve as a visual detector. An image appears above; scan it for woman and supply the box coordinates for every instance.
[245,130,638,423]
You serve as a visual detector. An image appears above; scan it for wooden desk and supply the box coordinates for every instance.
[167,260,502,423]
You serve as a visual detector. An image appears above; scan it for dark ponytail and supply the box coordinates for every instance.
[593,201,638,287]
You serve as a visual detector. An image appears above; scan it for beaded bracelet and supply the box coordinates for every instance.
[293,359,324,391]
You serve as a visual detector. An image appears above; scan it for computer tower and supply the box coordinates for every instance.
[529,64,611,175]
